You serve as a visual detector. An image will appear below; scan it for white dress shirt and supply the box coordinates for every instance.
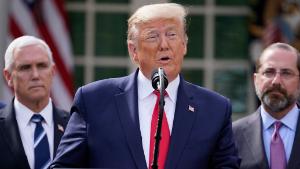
[137,70,179,166]
[261,104,299,165]
[14,98,54,169]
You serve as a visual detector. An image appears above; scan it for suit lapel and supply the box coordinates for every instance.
[0,102,30,169]
[165,80,196,169]
[114,71,148,169]
[287,110,300,169]
[242,111,268,169]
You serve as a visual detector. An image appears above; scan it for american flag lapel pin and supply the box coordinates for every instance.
[58,124,64,132]
[188,105,195,112]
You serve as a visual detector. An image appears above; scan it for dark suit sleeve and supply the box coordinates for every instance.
[210,99,241,169]
[51,87,89,168]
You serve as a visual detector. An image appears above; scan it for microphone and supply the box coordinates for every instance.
[150,68,168,169]
[151,68,168,91]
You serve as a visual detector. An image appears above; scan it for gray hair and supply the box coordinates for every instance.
[127,3,188,43]
[4,35,54,72]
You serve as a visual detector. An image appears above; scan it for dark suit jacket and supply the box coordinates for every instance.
[233,108,300,169]
[0,99,70,169]
[0,101,5,109]
[51,70,240,169]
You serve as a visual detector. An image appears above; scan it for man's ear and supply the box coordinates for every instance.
[51,64,56,76]
[182,35,188,56]
[183,42,187,56]
[253,73,257,87]
[128,42,138,63]
[3,70,13,88]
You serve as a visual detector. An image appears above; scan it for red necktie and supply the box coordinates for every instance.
[149,90,170,169]
[270,121,286,169]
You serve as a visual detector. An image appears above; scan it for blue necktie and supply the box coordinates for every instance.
[31,114,51,169]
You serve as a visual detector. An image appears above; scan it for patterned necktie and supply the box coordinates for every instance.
[149,90,170,169]
[31,114,51,169]
[270,121,286,169]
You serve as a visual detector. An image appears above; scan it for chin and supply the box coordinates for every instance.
[30,93,47,100]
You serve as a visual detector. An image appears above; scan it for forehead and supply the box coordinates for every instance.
[139,18,182,32]
[259,48,298,70]
[14,44,49,64]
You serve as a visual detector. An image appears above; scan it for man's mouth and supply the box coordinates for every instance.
[29,85,44,89]
[158,55,172,63]
[160,56,170,61]
[269,91,283,96]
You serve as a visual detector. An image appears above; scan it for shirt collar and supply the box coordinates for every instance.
[261,104,299,131]
[137,70,179,102]
[14,98,53,127]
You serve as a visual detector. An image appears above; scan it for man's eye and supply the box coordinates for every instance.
[263,70,275,76]
[19,65,31,71]
[146,34,158,40]
[166,32,177,39]
[147,36,156,39]
[167,32,176,36]
[281,71,293,77]
[38,63,49,69]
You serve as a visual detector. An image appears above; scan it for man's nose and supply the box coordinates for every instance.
[159,35,170,51]
[271,73,283,85]
[31,67,40,78]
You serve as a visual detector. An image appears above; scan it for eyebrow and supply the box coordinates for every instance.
[261,67,297,72]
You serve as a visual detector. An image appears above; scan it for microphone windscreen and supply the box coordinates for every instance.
[151,69,159,90]
[151,68,168,90]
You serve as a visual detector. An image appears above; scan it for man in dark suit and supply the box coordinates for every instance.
[233,42,300,169]
[0,35,69,169]
[51,3,240,169]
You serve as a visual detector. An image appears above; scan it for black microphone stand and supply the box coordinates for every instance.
[151,68,166,169]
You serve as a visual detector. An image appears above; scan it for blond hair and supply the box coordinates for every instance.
[127,3,188,42]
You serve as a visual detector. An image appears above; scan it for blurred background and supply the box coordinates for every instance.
[0,0,299,120]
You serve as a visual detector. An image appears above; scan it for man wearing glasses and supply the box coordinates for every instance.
[233,42,300,169]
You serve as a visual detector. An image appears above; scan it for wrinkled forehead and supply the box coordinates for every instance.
[14,44,47,57]
[139,18,183,31]
[14,44,49,62]
[259,48,298,70]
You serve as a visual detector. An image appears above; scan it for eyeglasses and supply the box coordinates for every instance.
[259,68,300,80]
